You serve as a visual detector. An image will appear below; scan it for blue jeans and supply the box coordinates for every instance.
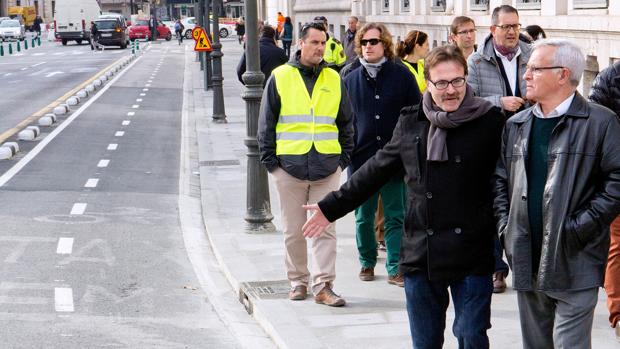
[404,273,493,349]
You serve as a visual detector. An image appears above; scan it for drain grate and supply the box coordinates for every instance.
[238,280,291,315]
[200,159,240,166]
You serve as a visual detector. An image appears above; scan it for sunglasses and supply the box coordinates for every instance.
[360,38,381,46]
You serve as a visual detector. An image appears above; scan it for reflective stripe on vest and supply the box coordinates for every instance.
[273,64,342,155]
[324,37,346,65]
[402,59,427,93]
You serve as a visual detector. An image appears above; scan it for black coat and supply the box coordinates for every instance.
[344,59,420,172]
[589,60,620,116]
[237,37,288,87]
[319,103,505,281]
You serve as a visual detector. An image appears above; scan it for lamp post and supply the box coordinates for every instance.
[241,0,274,231]
[210,0,227,123]
[204,0,213,90]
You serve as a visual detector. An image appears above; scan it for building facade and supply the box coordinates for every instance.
[1,0,54,22]
[283,0,620,95]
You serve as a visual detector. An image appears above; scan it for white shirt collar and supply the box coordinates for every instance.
[532,93,576,119]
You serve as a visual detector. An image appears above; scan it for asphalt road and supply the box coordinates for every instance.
[0,40,240,348]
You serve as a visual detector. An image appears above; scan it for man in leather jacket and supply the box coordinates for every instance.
[494,39,620,348]
[589,59,620,342]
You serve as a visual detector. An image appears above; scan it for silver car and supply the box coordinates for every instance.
[0,19,25,41]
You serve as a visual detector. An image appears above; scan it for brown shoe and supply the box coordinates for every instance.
[388,273,405,287]
[359,267,374,281]
[493,271,507,293]
[288,285,307,301]
[314,284,345,307]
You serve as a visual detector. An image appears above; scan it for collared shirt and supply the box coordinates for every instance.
[494,46,521,96]
[532,93,576,119]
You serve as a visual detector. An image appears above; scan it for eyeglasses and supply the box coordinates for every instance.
[525,65,565,74]
[456,29,477,36]
[495,23,521,32]
[360,38,381,46]
[429,77,466,90]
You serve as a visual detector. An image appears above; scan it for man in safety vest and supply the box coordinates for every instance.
[257,21,354,307]
[314,16,347,71]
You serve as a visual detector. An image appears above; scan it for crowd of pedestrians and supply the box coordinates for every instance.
[248,5,620,348]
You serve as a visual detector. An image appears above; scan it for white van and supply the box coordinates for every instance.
[54,0,101,45]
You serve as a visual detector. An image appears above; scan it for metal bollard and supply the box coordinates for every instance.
[16,41,21,52]
[131,40,135,54]
[24,39,28,50]
[0,44,3,56]
[8,42,13,54]
[31,38,35,47]
[37,36,41,46]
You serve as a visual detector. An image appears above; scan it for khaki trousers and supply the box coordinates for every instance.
[271,167,341,295]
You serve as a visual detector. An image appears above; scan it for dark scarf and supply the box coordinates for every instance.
[492,39,519,61]
[423,85,494,162]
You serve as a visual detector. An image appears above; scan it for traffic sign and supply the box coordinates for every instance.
[192,27,213,52]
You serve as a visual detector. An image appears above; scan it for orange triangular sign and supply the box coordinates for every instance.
[192,27,212,52]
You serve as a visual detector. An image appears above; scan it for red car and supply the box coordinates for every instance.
[129,19,171,41]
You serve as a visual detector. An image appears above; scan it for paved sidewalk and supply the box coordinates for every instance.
[188,39,618,348]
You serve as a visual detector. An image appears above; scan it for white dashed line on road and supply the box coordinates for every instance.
[54,288,74,312]
[143,88,149,91]
[145,84,151,87]
[107,144,118,150]
[140,93,146,96]
[97,159,110,167]
[147,80,152,83]
[122,120,131,126]
[115,131,125,137]
[136,98,143,102]
[31,62,46,67]
[127,112,135,116]
[84,178,99,188]
[20,67,27,71]
[56,238,74,255]
[132,105,139,108]
[70,203,87,215]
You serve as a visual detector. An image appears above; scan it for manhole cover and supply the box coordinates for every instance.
[240,280,291,300]
[200,159,240,167]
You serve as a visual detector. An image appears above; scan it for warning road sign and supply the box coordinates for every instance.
[192,27,213,52]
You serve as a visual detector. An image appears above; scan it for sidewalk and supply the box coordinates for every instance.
[188,39,617,348]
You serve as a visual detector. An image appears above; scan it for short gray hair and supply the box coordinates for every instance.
[532,39,585,86]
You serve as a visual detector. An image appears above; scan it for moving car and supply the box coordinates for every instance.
[180,17,233,39]
[54,0,102,45]
[129,18,171,41]
[0,19,25,41]
[94,15,129,48]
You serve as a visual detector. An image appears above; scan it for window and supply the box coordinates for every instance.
[431,0,446,12]
[516,0,541,10]
[383,0,390,12]
[470,0,489,11]
[573,0,608,9]
[402,0,410,12]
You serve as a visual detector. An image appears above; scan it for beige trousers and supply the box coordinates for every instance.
[271,167,341,295]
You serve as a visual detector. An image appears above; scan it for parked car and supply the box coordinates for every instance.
[129,18,171,41]
[0,17,10,25]
[94,15,129,48]
[0,19,25,41]
[180,17,234,39]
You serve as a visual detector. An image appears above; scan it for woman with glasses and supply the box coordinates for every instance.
[397,30,430,93]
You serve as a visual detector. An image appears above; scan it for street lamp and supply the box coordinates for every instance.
[210,0,226,123]
[241,0,274,232]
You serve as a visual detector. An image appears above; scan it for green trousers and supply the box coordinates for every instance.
[354,178,405,276]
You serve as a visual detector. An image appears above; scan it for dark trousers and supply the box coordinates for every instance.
[404,272,492,349]
[282,40,292,58]
[494,235,509,274]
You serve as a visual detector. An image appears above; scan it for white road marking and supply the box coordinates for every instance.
[127,112,135,116]
[31,62,46,67]
[70,203,87,215]
[136,98,142,102]
[45,71,63,78]
[84,178,99,188]
[147,80,152,83]
[115,131,124,137]
[56,238,74,254]
[97,159,110,167]
[107,144,118,150]
[145,84,151,87]
[122,120,131,126]
[143,88,149,91]
[32,52,45,56]
[140,93,146,96]
[3,73,12,77]
[20,67,27,71]
[54,288,74,312]
[132,105,139,108]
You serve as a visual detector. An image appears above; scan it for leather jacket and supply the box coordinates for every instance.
[493,92,620,291]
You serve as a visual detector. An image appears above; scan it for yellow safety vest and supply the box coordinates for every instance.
[402,59,427,93]
[324,37,346,66]
[272,64,342,155]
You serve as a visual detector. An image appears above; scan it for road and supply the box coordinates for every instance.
[0,39,244,348]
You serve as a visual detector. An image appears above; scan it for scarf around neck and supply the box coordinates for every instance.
[492,39,519,61]
[423,85,494,162]
[359,57,387,78]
